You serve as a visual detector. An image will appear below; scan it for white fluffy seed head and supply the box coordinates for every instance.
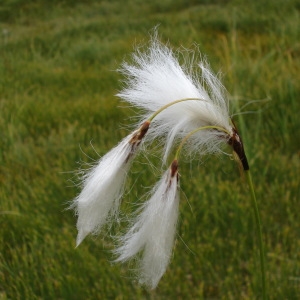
[117,37,233,161]
[114,161,180,289]
[71,131,143,247]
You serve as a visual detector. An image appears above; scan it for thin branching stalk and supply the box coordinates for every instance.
[174,125,231,160]
[147,98,208,122]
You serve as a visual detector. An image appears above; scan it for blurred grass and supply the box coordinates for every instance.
[0,0,299,299]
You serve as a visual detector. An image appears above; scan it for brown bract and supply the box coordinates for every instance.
[125,121,151,163]
[228,127,249,171]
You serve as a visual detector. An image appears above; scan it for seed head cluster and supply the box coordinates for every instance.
[70,36,248,289]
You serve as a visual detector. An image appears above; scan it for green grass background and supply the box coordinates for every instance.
[1,0,299,299]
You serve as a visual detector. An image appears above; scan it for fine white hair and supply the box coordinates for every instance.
[71,129,144,247]
[114,161,180,289]
[117,37,232,162]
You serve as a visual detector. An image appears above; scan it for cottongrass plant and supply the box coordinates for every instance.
[71,36,266,298]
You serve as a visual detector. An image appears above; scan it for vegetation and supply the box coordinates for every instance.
[0,0,299,299]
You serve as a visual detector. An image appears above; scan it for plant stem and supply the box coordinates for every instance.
[174,125,231,160]
[147,98,207,122]
[245,170,267,300]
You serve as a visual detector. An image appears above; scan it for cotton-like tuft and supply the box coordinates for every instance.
[117,38,233,161]
[71,124,149,247]
[114,160,180,289]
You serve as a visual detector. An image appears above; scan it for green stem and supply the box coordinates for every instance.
[147,98,208,122]
[174,125,230,160]
[245,170,267,300]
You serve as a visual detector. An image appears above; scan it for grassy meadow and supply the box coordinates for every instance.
[1,0,299,299]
